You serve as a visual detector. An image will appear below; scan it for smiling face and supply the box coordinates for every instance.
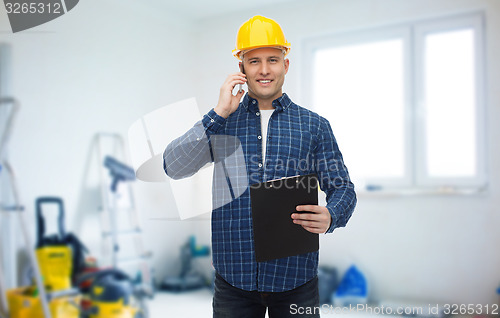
[240,47,290,109]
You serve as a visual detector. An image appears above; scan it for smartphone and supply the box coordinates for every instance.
[239,64,246,93]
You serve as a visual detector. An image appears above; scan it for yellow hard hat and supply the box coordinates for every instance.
[232,15,291,60]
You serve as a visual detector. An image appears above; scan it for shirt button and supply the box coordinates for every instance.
[258,163,263,168]
[257,135,262,140]
[256,112,260,116]
[252,100,256,104]
[210,119,214,123]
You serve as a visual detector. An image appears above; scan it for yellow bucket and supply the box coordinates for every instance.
[7,286,80,318]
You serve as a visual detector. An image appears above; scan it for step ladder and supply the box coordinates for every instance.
[93,132,154,294]
[0,98,52,318]
[0,261,7,318]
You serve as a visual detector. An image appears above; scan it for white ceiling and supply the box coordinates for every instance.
[145,0,303,21]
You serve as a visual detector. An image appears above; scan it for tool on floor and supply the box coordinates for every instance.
[76,268,148,318]
[160,236,211,292]
[35,197,88,290]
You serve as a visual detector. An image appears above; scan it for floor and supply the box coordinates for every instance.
[148,289,213,317]
[147,290,388,317]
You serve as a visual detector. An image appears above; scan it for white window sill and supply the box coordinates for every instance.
[356,185,488,198]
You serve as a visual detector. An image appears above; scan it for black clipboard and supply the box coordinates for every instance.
[250,174,319,262]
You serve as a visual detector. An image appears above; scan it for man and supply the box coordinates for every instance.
[164,15,356,318]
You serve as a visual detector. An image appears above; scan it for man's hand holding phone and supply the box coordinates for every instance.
[214,72,246,119]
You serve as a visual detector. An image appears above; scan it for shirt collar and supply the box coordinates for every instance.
[242,93,292,113]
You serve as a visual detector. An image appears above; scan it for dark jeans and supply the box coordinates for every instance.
[213,272,320,318]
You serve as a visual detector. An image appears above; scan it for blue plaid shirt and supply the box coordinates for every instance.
[164,93,356,292]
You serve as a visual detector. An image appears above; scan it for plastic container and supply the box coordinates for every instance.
[497,286,500,307]
[332,265,368,306]
[7,286,80,318]
[318,266,337,304]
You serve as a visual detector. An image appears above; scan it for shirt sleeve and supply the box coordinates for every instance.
[314,117,357,233]
[163,108,226,179]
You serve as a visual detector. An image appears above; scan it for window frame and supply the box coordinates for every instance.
[413,13,487,189]
[301,12,487,193]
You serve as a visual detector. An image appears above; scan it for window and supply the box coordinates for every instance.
[302,13,486,193]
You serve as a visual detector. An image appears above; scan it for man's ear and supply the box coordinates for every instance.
[284,58,290,74]
[239,62,245,74]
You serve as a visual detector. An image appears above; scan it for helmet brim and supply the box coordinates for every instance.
[232,44,291,60]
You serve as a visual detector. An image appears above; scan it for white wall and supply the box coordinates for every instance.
[1,0,499,305]
[192,0,500,305]
[0,0,200,283]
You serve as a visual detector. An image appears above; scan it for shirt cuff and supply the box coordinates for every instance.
[202,109,226,134]
[325,206,337,234]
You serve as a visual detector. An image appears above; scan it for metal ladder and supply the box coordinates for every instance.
[94,132,154,294]
[0,98,52,318]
